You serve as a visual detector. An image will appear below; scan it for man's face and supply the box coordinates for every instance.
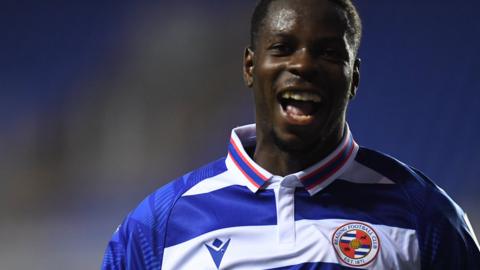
[244,0,359,152]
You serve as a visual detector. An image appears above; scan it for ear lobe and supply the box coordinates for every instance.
[243,47,254,87]
[349,58,361,99]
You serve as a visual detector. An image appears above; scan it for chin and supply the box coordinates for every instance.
[270,128,322,153]
[272,116,343,152]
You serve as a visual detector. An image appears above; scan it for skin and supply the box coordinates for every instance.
[243,0,360,176]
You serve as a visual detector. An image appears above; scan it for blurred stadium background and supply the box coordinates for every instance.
[1,1,479,269]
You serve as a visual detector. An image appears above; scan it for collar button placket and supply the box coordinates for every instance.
[274,175,297,246]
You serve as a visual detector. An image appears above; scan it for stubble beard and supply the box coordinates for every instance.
[270,127,328,156]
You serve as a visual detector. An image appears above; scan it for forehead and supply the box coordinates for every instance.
[262,0,348,37]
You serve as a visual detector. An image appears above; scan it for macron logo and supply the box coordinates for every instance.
[205,238,231,269]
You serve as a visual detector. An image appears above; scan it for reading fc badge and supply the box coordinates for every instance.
[332,222,380,267]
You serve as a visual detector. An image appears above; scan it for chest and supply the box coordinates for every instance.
[162,184,420,269]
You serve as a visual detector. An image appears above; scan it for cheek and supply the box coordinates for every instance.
[254,61,284,99]
[322,65,353,110]
[330,64,353,91]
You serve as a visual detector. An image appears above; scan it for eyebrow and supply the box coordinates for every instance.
[267,32,346,44]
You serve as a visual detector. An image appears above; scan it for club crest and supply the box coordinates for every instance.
[332,222,380,267]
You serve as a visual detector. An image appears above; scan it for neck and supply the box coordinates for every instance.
[253,126,344,176]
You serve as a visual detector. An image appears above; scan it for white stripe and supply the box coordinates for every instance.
[341,160,395,185]
[182,170,240,196]
[464,213,480,251]
[356,248,370,253]
[162,219,420,270]
[341,236,356,241]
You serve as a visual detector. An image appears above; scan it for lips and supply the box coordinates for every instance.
[277,90,323,125]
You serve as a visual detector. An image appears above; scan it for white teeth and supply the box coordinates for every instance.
[291,114,312,120]
[281,91,322,102]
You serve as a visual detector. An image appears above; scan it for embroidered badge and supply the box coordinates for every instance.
[332,222,380,267]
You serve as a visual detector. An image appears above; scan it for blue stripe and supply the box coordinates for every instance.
[295,180,416,230]
[361,244,370,248]
[345,233,356,237]
[355,251,368,255]
[228,143,265,187]
[302,138,353,188]
[166,185,277,247]
[340,240,350,243]
[166,180,416,247]
[266,261,367,270]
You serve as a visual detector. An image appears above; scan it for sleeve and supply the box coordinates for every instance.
[102,222,126,270]
[101,198,163,270]
[416,182,480,269]
[101,181,179,270]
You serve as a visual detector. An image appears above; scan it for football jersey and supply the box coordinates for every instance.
[102,124,480,269]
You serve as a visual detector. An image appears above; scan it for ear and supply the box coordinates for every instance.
[349,58,361,99]
[243,47,255,87]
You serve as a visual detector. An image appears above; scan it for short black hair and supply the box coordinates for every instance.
[249,0,362,56]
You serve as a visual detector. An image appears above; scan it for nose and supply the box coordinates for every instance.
[287,48,317,79]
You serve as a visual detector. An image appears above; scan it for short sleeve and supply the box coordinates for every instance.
[101,179,181,270]
[101,194,164,270]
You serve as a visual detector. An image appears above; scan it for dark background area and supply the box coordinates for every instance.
[1,1,478,268]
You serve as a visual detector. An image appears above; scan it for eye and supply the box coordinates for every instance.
[319,48,340,58]
[269,42,294,55]
[314,46,347,62]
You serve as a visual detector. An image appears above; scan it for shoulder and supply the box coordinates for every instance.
[102,157,228,269]
[355,147,461,215]
[355,147,480,268]
[125,157,227,234]
[355,147,463,218]
[356,147,444,193]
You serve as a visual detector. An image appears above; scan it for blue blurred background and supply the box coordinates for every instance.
[1,1,478,269]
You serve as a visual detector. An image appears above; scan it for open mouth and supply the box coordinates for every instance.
[278,91,322,124]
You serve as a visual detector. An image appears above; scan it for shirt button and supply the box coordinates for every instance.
[281,175,299,188]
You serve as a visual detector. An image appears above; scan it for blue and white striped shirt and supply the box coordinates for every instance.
[102,124,480,269]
